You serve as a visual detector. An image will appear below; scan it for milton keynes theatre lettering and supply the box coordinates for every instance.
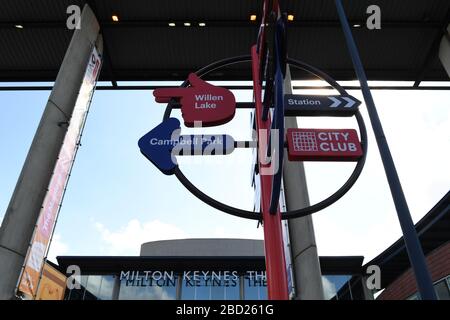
[120,270,267,288]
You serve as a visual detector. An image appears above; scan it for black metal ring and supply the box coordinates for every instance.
[163,55,367,220]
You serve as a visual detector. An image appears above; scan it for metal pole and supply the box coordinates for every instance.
[334,0,437,300]
[251,45,289,300]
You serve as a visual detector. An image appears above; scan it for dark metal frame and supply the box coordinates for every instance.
[1,85,449,91]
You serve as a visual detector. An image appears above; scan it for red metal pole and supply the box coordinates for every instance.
[251,45,289,300]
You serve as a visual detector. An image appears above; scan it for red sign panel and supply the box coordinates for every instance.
[287,128,363,161]
[153,73,236,127]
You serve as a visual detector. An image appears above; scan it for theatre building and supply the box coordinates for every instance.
[55,193,449,300]
[57,238,370,300]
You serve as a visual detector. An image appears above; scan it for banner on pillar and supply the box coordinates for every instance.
[35,262,67,300]
[16,46,102,299]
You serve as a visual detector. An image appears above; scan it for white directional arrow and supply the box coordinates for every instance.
[342,96,356,108]
[328,96,341,108]
[284,94,360,117]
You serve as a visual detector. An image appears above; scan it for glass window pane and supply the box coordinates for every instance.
[244,272,267,300]
[224,277,240,300]
[181,279,196,299]
[181,273,241,300]
[434,279,450,300]
[80,275,88,288]
[118,275,177,300]
[195,285,211,300]
[66,275,89,300]
[84,275,102,300]
[98,275,115,300]
[322,275,352,300]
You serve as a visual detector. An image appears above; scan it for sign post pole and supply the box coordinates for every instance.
[251,45,289,300]
[334,0,437,300]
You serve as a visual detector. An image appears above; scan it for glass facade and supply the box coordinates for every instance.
[66,271,374,300]
[181,274,240,300]
[322,275,352,300]
[65,272,267,300]
[243,272,267,300]
[66,275,117,300]
[322,275,367,300]
[119,275,178,300]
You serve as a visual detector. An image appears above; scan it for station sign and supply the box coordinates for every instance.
[284,94,360,116]
[153,73,236,127]
[286,128,363,161]
[138,118,235,175]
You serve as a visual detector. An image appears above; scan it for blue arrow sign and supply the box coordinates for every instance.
[138,117,181,175]
[139,118,236,175]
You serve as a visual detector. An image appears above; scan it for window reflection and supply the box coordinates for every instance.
[243,272,267,300]
[66,275,115,300]
[98,275,115,300]
[84,275,101,300]
[181,274,240,300]
[65,275,88,300]
[65,271,270,300]
[118,275,177,300]
[322,275,352,300]
[434,279,450,300]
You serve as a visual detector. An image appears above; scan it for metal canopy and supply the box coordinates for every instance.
[0,0,449,87]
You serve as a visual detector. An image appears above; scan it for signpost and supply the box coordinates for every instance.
[284,94,360,116]
[153,73,236,127]
[286,129,363,161]
[138,1,369,301]
[138,118,235,175]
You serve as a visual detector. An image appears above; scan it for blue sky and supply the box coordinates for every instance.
[0,81,449,265]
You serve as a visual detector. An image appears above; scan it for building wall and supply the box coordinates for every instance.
[378,241,450,300]
[140,239,264,257]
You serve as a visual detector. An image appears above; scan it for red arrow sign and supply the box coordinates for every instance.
[287,128,363,161]
[153,73,236,127]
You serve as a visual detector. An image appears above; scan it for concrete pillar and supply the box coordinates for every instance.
[439,25,450,78]
[0,4,100,299]
[282,67,325,300]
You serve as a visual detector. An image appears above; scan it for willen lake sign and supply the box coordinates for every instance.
[153,73,236,127]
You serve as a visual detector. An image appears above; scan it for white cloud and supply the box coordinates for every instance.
[47,233,69,262]
[94,219,188,255]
